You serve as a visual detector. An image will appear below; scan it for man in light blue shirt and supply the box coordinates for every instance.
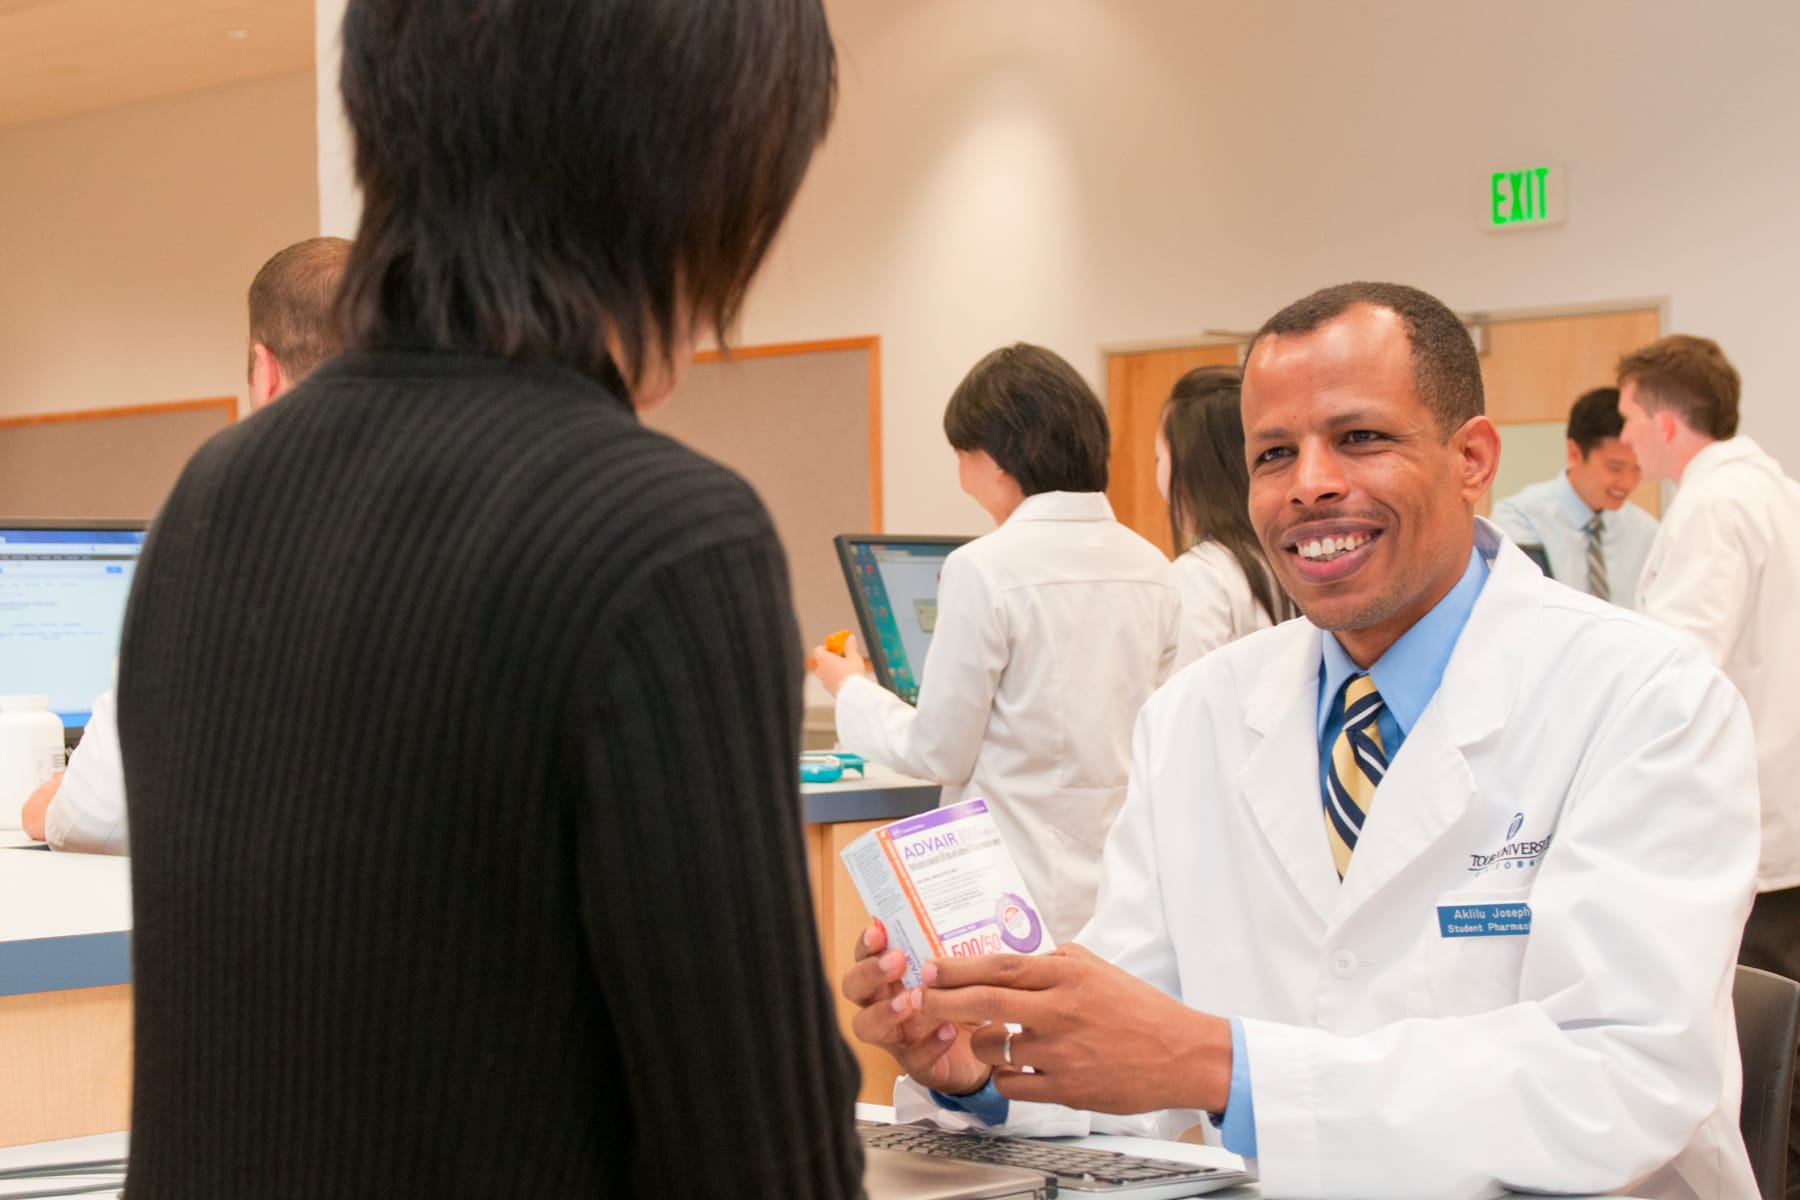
[841,283,1757,1200]
[1489,387,1658,608]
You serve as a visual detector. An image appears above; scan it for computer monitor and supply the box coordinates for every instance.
[834,534,968,704]
[0,519,148,738]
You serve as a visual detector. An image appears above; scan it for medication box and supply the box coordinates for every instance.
[840,797,1055,988]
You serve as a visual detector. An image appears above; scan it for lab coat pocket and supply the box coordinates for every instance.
[1425,884,1534,1016]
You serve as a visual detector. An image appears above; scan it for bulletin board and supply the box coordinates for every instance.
[645,337,881,649]
[0,398,237,520]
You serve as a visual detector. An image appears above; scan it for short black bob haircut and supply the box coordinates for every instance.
[943,344,1110,495]
[1244,282,1484,437]
[334,0,836,396]
[1566,387,1625,455]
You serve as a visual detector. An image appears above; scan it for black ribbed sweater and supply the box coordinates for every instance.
[117,349,865,1197]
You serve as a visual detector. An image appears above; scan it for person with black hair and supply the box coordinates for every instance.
[1155,364,1296,667]
[814,344,1179,943]
[115,2,861,1195]
[1489,386,1659,608]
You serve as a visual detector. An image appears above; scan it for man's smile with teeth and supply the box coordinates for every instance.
[1295,531,1375,561]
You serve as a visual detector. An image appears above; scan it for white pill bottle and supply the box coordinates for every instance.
[0,695,65,830]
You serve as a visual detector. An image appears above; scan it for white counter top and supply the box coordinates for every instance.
[0,841,130,997]
[0,764,935,999]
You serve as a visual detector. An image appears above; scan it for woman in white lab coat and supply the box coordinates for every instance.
[813,344,1181,942]
[1155,365,1295,669]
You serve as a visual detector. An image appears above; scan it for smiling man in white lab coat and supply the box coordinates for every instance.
[845,283,1760,1200]
[1618,333,1800,1199]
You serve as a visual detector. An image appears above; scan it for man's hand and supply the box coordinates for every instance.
[900,944,1234,1115]
[841,920,992,1097]
[20,772,62,842]
[811,634,867,698]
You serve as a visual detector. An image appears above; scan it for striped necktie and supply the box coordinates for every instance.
[1324,673,1387,878]
[1584,514,1610,602]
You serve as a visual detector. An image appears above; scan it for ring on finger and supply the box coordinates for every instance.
[1002,1027,1015,1067]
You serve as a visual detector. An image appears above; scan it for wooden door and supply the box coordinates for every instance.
[1104,343,1242,556]
[1475,307,1663,516]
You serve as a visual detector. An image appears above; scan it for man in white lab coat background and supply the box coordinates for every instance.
[1618,333,1800,1198]
[18,236,351,854]
[846,282,1761,1200]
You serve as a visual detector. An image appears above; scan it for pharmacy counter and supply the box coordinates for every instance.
[0,768,939,1144]
[0,1119,1651,1200]
[800,767,940,1104]
[0,836,132,1148]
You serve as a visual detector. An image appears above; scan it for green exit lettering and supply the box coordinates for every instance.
[1491,166,1553,226]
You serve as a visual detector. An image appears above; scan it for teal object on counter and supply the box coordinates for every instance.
[799,752,866,784]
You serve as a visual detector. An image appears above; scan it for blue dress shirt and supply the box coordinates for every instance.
[1489,471,1658,609]
[938,545,1494,1156]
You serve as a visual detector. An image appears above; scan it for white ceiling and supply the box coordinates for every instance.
[0,0,313,130]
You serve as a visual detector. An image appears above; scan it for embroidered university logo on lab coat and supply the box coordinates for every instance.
[1468,811,1553,875]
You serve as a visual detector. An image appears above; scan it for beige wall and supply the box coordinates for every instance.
[739,0,1800,534]
[314,0,1800,534]
[0,70,318,420]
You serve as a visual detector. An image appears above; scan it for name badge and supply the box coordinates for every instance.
[1437,903,1531,938]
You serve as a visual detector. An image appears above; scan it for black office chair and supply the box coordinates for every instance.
[1735,965,1800,1200]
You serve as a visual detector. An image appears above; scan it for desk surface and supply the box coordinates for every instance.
[0,768,936,998]
[0,1120,1642,1199]
[0,841,130,998]
[801,763,938,825]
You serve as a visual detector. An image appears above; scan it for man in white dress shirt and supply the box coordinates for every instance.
[1489,386,1658,608]
[19,236,351,853]
[1619,332,1800,1198]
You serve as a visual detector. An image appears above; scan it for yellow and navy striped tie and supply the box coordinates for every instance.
[1324,673,1387,878]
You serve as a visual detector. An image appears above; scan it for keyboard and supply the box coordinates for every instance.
[858,1121,1250,1196]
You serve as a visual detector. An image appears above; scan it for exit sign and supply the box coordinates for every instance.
[1484,163,1566,231]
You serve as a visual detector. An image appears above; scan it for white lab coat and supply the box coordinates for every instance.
[899,522,1759,1200]
[1170,540,1274,670]
[44,687,129,855]
[1637,435,1800,891]
[835,491,1180,942]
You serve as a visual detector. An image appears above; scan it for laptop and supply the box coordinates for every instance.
[860,1121,1250,1198]
[0,519,148,749]
[834,534,969,704]
[863,1146,1049,1199]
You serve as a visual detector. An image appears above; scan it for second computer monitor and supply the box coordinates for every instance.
[834,534,968,705]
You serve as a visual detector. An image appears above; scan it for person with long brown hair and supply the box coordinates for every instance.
[1155,364,1295,667]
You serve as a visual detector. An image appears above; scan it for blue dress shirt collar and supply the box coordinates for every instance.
[1551,470,1602,532]
[1316,545,1490,739]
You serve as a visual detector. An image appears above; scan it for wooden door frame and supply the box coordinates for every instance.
[1455,295,1670,335]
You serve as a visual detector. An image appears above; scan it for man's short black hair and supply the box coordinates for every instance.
[1566,387,1624,456]
[943,344,1110,495]
[1243,282,1484,437]
[334,0,835,394]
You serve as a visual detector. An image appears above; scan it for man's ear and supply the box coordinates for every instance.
[1564,438,1584,471]
[1456,415,1502,503]
[1655,409,1681,445]
[248,343,287,409]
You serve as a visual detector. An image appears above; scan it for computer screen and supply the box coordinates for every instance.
[0,520,148,732]
[834,534,968,704]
